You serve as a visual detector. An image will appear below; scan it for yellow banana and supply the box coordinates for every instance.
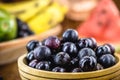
[0,0,52,22]
[16,0,51,22]
[45,2,68,27]
[0,0,68,34]
[0,0,37,13]
[27,9,53,34]
[27,2,67,34]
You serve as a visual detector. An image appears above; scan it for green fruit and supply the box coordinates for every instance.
[0,8,17,42]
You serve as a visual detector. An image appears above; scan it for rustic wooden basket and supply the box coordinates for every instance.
[0,25,62,65]
[18,53,120,80]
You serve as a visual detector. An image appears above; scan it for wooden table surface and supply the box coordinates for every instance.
[0,18,81,80]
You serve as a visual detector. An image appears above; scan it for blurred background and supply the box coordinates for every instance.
[0,0,120,80]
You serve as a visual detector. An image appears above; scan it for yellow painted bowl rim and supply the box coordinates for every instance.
[18,53,120,79]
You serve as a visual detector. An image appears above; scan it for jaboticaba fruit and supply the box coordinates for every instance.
[26,29,116,72]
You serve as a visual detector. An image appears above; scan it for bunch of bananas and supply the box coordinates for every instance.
[0,0,67,34]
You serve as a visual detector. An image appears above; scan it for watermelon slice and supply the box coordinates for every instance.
[77,0,120,51]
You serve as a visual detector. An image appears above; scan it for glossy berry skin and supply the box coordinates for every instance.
[44,36,61,49]
[72,68,82,72]
[79,56,97,72]
[104,44,115,55]
[25,28,117,72]
[35,61,51,71]
[16,18,34,38]
[78,48,96,59]
[52,67,66,72]
[62,42,78,58]
[26,51,34,62]
[26,40,41,52]
[28,59,38,68]
[54,52,71,66]
[95,45,111,58]
[33,46,51,61]
[77,38,88,50]
[98,54,116,68]
[62,29,78,42]
[87,38,97,49]
[77,38,97,50]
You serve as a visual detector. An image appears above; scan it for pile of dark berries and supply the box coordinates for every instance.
[26,29,116,72]
[16,18,34,38]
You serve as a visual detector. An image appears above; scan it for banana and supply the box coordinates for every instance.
[16,0,51,22]
[0,0,51,22]
[27,9,53,34]
[45,2,67,27]
[0,0,37,14]
[27,2,67,34]
[0,0,68,34]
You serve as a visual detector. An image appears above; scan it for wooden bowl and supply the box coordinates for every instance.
[65,0,99,21]
[18,53,120,80]
[0,25,62,65]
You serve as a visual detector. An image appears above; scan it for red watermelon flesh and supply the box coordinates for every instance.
[77,0,120,43]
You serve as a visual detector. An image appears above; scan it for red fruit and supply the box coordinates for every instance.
[77,0,120,44]
[44,36,61,49]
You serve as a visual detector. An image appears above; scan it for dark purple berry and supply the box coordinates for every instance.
[26,40,41,52]
[79,56,97,72]
[88,37,97,49]
[87,38,97,49]
[44,36,60,49]
[78,48,96,59]
[77,38,89,49]
[95,45,111,58]
[33,46,51,61]
[54,52,71,66]
[72,68,82,72]
[26,51,34,62]
[35,61,51,71]
[104,44,115,55]
[16,18,34,38]
[96,63,103,70]
[21,23,29,31]
[98,54,116,68]
[29,59,38,68]
[62,29,78,42]
[17,18,30,31]
[62,42,78,58]
[52,67,66,72]
[28,30,34,35]
[18,31,28,37]
[77,38,97,50]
